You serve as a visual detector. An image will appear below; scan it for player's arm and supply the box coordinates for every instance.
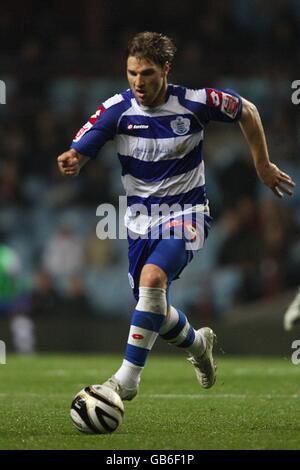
[239,97,295,198]
[57,95,124,178]
[57,149,90,177]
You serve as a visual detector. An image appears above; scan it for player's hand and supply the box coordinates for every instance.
[256,162,295,198]
[57,149,80,177]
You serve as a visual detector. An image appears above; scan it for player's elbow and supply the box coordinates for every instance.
[240,98,259,124]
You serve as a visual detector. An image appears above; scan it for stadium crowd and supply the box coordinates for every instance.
[1,0,300,322]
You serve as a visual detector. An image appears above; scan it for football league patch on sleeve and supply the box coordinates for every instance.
[206,88,239,119]
[73,105,105,142]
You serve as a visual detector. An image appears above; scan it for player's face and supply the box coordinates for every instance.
[127,56,170,107]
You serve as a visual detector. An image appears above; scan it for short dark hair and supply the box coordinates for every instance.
[126,31,177,67]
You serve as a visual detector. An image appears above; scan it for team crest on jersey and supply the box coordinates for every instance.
[170,116,190,136]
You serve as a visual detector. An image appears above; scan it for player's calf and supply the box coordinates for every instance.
[102,286,168,399]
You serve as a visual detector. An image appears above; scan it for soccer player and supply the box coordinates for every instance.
[57,32,295,400]
[284,287,300,331]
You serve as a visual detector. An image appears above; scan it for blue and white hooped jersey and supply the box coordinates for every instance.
[71,85,242,234]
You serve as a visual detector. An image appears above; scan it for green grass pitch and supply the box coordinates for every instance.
[0,354,299,450]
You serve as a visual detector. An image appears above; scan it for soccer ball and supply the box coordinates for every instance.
[70,385,124,434]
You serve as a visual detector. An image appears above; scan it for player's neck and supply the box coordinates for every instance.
[150,81,169,108]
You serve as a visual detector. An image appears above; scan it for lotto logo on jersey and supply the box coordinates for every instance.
[207,89,239,119]
[73,105,105,142]
[127,124,149,130]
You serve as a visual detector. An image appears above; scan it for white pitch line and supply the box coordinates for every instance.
[231,368,300,376]
[0,393,71,398]
[141,394,300,399]
[0,392,298,400]
[43,369,101,376]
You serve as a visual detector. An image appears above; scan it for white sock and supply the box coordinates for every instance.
[114,359,143,389]
[187,330,206,356]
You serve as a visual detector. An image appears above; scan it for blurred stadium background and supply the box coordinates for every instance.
[0,0,300,355]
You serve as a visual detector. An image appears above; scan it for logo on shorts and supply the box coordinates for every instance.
[128,273,134,289]
[184,223,198,241]
[165,220,198,241]
[170,116,190,135]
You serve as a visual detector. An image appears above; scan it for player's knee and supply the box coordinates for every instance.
[140,265,167,289]
[141,272,163,288]
[137,286,167,316]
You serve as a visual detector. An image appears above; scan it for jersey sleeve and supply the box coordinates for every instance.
[204,88,242,123]
[70,94,125,159]
[184,87,243,124]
